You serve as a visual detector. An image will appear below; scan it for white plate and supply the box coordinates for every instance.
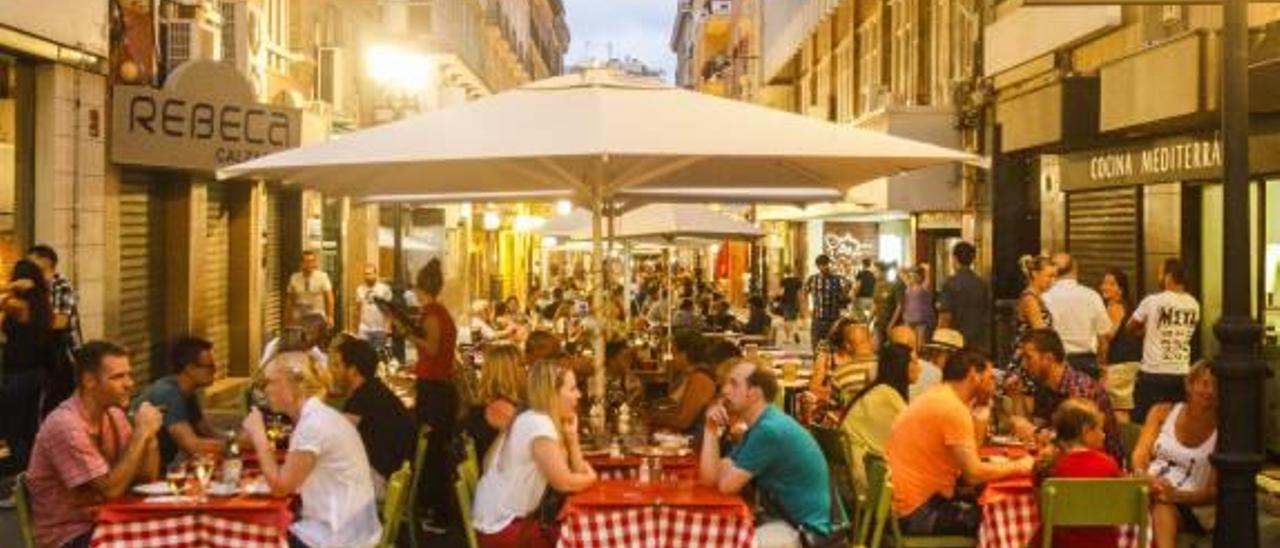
[132,481,173,496]
[207,482,239,497]
[242,479,271,496]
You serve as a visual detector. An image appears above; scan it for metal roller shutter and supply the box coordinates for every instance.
[1066,187,1142,288]
[118,179,165,384]
[263,189,283,341]
[204,184,231,380]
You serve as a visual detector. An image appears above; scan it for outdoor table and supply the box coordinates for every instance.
[91,494,293,548]
[585,453,698,480]
[976,446,1148,548]
[559,478,755,547]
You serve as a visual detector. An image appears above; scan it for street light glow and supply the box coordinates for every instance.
[555,200,573,216]
[483,210,501,231]
[366,44,434,93]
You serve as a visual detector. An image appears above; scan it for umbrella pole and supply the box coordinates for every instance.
[591,189,606,400]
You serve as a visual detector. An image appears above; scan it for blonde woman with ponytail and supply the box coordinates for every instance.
[472,359,597,547]
[1005,255,1058,399]
[242,351,382,548]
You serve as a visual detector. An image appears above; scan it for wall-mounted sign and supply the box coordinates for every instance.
[1060,130,1280,191]
[112,61,300,174]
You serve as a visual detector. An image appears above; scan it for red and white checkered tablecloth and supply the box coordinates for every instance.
[560,505,755,548]
[91,513,287,548]
[979,490,1147,548]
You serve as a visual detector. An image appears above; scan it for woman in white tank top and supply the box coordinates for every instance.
[1131,361,1217,548]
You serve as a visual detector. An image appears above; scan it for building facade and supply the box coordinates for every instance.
[983,4,1280,442]
[678,0,983,295]
[0,1,111,352]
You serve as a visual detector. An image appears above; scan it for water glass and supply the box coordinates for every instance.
[166,461,187,496]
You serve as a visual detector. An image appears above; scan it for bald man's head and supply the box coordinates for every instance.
[889,325,917,349]
[1052,253,1075,278]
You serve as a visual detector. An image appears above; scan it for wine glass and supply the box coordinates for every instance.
[166,461,187,497]
[265,415,282,446]
[192,455,214,501]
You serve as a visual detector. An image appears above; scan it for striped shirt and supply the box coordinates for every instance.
[832,355,877,403]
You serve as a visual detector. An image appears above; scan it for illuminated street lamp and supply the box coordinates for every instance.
[555,199,573,216]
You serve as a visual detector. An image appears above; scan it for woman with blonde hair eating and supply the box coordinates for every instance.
[242,351,381,548]
[471,359,597,547]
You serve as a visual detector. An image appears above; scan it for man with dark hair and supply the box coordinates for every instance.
[28,340,162,548]
[700,360,840,546]
[938,241,991,354]
[29,244,82,417]
[523,330,563,364]
[1007,329,1124,464]
[853,257,878,322]
[332,336,414,494]
[28,244,80,349]
[1126,257,1200,423]
[286,249,334,326]
[804,254,852,352]
[885,350,1031,536]
[133,337,224,465]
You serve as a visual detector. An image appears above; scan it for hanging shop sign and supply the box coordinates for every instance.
[112,60,300,173]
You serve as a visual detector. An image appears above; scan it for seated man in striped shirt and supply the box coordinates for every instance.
[809,317,878,404]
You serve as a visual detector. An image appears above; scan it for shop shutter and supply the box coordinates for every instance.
[1067,187,1141,288]
[263,189,283,341]
[118,179,165,385]
[204,184,231,380]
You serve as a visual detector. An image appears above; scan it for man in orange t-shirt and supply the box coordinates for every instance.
[885,350,1033,535]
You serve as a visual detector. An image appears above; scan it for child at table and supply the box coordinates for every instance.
[1031,397,1123,547]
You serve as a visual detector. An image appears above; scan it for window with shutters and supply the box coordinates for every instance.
[889,0,919,106]
[835,38,854,122]
[954,0,978,82]
[166,21,192,72]
[221,2,237,63]
[856,13,882,115]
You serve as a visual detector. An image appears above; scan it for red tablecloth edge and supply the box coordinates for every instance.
[97,497,293,533]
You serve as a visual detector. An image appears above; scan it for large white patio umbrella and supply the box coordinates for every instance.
[218,69,972,394]
[541,203,763,242]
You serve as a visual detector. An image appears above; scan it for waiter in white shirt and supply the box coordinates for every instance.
[1042,253,1112,378]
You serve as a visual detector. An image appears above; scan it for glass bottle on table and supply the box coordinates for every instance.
[221,430,243,485]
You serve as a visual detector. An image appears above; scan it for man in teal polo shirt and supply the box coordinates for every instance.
[699,358,842,547]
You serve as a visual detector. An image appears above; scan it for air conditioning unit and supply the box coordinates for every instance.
[709,0,732,15]
[317,46,345,108]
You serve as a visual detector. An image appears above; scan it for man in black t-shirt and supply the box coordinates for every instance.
[332,337,415,492]
[853,258,878,323]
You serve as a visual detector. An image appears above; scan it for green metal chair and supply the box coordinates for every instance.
[1040,478,1150,548]
[14,472,36,548]
[458,432,480,493]
[403,424,432,548]
[810,425,860,526]
[376,462,414,548]
[862,456,977,548]
[454,462,480,548]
